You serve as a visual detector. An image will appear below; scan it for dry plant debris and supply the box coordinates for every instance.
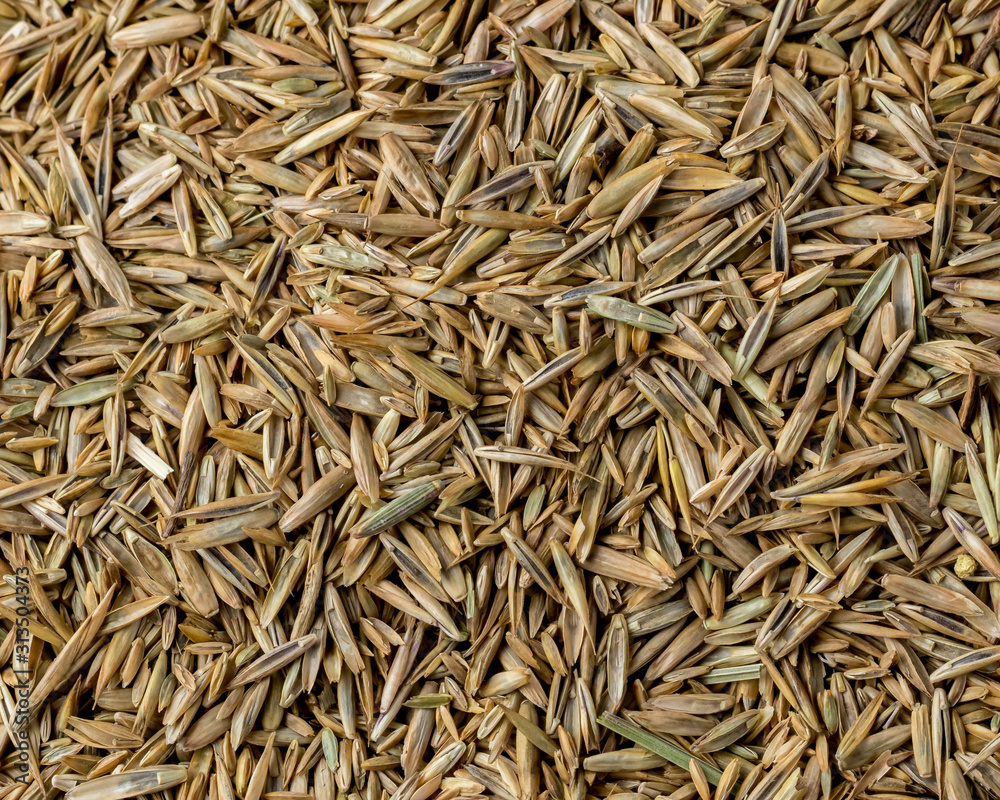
[9,0,1000,799]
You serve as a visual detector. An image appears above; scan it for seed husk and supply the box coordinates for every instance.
[4,2,1000,799]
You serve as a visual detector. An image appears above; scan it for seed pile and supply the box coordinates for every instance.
[8,0,1000,798]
